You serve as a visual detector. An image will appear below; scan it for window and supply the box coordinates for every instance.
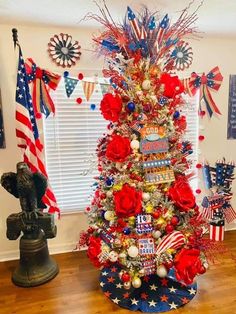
[43,77,107,213]
[44,81,199,213]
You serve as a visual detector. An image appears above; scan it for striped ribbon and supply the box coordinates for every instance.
[156,231,185,255]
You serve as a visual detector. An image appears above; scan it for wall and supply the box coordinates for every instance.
[0,23,235,261]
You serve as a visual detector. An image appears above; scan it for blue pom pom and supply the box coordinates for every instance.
[127,102,136,112]
[123,227,131,235]
[63,71,69,77]
[90,104,96,110]
[106,178,113,186]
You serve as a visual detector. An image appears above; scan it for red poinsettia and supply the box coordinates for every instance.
[100,93,122,122]
[168,176,196,212]
[114,184,142,218]
[106,134,131,162]
[87,236,102,268]
[174,248,205,284]
[160,73,184,98]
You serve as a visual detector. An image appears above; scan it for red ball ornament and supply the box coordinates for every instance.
[133,112,140,119]
[198,135,205,141]
[195,189,202,194]
[152,209,161,219]
[76,97,83,104]
[165,224,174,233]
[198,266,206,274]
[196,163,202,169]
[78,73,84,80]
[170,216,179,225]
[121,273,131,282]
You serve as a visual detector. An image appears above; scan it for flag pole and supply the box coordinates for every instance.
[12,28,18,49]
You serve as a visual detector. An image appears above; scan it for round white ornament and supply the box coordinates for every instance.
[152,230,162,239]
[104,210,114,221]
[127,245,139,258]
[131,139,140,150]
[106,191,113,198]
[108,251,118,262]
[132,277,142,288]
[142,192,150,202]
[142,79,151,90]
[156,265,168,278]
[124,281,131,290]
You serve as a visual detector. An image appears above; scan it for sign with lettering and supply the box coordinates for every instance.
[140,138,169,154]
[227,75,236,139]
[138,238,155,255]
[136,214,153,234]
[145,169,175,184]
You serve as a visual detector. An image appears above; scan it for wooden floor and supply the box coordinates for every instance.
[1,232,236,314]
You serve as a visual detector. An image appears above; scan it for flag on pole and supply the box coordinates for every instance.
[15,45,59,215]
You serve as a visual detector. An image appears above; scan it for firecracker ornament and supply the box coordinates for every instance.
[48,33,81,68]
[78,3,221,313]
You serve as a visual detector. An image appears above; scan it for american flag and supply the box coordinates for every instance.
[15,46,59,214]
[127,6,141,40]
[156,14,169,47]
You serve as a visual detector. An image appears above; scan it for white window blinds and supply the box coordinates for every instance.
[43,78,108,212]
[43,82,199,213]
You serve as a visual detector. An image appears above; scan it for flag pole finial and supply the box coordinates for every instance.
[12,28,18,49]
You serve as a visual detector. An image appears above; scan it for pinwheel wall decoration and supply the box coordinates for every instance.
[48,33,82,68]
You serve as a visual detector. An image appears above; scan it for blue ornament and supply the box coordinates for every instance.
[123,227,131,235]
[106,178,113,187]
[173,111,180,119]
[90,104,96,110]
[127,102,136,112]
[63,71,69,77]
[100,210,106,219]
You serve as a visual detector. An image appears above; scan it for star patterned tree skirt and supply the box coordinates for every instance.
[100,265,197,312]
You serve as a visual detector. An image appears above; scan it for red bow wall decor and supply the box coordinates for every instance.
[25,58,61,118]
[182,66,223,117]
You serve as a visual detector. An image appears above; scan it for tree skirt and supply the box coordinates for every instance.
[99,265,197,312]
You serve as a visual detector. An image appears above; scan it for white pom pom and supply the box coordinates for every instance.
[142,192,150,202]
[127,245,139,258]
[142,79,151,90]
[152,230,162,239]
[131,139,140,150]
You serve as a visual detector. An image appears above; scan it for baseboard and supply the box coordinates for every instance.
[0,242,86,262]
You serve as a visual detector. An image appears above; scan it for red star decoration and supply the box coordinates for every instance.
[182,297,189,304]
[107,277,115,283]
[160,295,168,302]
[111,267,118,273]
[104,291,112,298]
[141,293,148,300]
[161,278,168,286]
[123,292,130,299]
[143,276,150,283]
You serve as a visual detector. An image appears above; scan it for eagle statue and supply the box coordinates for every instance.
[1,162,47,218]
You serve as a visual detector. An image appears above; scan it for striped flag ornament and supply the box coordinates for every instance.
[82,81,96,101]
[156,14,169,47]
[15,46,59,214]
[127,6,142,41]
[156,231,185,255]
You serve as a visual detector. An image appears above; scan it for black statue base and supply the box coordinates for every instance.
[12,230,59,287]
[100,264,197,312]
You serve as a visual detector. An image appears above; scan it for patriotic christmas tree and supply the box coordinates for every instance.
[81,3,209,312]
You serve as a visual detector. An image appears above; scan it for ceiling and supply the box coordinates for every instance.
[0,0,236,35]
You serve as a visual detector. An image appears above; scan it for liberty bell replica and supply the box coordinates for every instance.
[1,162,59,287]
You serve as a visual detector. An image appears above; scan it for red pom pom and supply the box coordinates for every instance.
[170,216,179,225]
[199,110,206,117]
[36,112,42,119]
[78,73,84,80]
[152,209,161,219]
[198,135,205,141]
[76,97,83,104]
[195,189,202,194]
[196,163,202,169]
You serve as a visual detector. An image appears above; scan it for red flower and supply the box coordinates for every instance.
[114,184,142,218]
[174,248,205,284]
[168,176,196,212]
[106,135,131,162]
[87,236,102,268]
[160,73,184,98]
[100,93,122,122]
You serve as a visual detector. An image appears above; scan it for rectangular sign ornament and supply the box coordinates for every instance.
[145,169,175,184]
[140,138,169,154]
